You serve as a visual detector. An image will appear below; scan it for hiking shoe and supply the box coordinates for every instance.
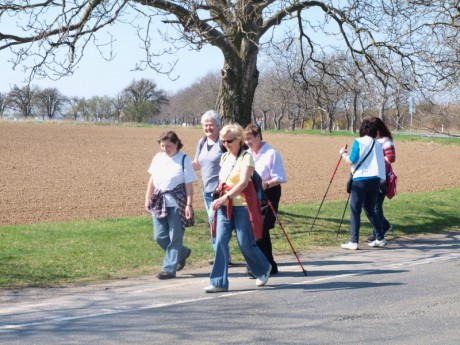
[177,248,191,271]
[157,271,175,280]
[368,239,388,247]
[383,225,393,238]
[204,285,228,293]
[341,242,359,250]
[366,235,376,243]
[256,264,271,287]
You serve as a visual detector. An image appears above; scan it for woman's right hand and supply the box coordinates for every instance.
[211,196,226,211]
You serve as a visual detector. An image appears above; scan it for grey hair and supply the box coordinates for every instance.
[201,110,222,128]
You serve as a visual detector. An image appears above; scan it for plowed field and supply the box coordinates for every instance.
[1,122,459,226]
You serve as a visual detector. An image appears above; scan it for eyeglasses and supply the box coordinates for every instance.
[221,139,235,144]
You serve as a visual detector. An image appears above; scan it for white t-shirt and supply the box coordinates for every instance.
[147,151,197,207]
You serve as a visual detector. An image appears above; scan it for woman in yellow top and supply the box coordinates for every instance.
[205,124,271,293]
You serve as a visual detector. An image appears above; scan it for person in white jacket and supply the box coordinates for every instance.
[339,118,386,250]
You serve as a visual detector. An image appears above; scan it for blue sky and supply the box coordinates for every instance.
[1,22,224,98]
[1,6,332,99]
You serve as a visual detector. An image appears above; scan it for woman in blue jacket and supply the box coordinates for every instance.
[339,118,387,250]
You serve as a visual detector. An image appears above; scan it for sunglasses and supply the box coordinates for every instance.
[221,139,235,144]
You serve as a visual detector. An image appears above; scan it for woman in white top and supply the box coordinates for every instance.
[145,131,197,279]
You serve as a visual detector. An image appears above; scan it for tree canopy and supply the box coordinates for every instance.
[1,1,459,126]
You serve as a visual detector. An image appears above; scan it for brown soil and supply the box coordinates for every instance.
[1,121,459,226]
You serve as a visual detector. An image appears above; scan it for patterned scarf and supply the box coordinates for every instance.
[148,183,194,228]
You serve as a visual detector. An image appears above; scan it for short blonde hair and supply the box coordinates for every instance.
[220,123,244,147]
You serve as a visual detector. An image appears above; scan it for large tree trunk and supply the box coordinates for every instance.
[215,50,259,127]
[214,2,262,128]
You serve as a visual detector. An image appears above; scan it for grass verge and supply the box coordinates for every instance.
[1,187,458,290]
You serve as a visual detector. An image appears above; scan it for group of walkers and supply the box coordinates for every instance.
[144,111,395,293]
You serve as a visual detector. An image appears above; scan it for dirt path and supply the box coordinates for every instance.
[1,122,459,226]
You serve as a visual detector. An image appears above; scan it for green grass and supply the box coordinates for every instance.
[1,187,459,290]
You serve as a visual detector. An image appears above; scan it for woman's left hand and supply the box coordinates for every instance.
[185,205,194,219]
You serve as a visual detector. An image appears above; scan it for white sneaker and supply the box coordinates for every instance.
[204,285,228,293]
[256,264,271,287]
[368,239,388,247]
[341,242,359,250]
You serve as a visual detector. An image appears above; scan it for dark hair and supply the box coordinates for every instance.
[367,117,393,140]
[359,118,379,138]
[243,124,263,140]
[157,130,184,150]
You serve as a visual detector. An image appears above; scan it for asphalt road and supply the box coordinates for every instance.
[1,231,459,345]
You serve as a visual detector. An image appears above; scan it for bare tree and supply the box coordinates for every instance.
[0,92,10,119]
[3,1,457,127]
[36,87,67,120]
[253,73,274,129]
[7,85,39,118]
[111,93,126,123]
[88,96,115,122]
[162,71,219,125]
[123,78,168,123]
[77,98,92,122]
[66,97,81,121]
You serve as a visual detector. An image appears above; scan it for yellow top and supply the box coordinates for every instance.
[218,151,254,206]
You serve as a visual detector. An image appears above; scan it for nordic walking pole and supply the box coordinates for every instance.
[336,193,351,238]
[309,144,347,235]
[267,199,307,276]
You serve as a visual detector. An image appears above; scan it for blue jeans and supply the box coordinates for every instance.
[210,206,270,289]
[366,190,391,238]
[153,207,190,276]
[203,191,214,226]
[350,178,384,243]
[203,191,216,252]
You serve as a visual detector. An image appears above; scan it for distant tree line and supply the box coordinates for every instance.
[2,1,460,128]
[158,49,460,135]
[0,78,168,124]
[2,52,459,135]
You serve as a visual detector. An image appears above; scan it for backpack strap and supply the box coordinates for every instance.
[198,136,207,152]
[351,140,375,175]
[199,136,227,153]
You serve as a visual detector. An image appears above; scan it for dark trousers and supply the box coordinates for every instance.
[350,178,384,243]
[257,185,281,272]
[366,189,391,238]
